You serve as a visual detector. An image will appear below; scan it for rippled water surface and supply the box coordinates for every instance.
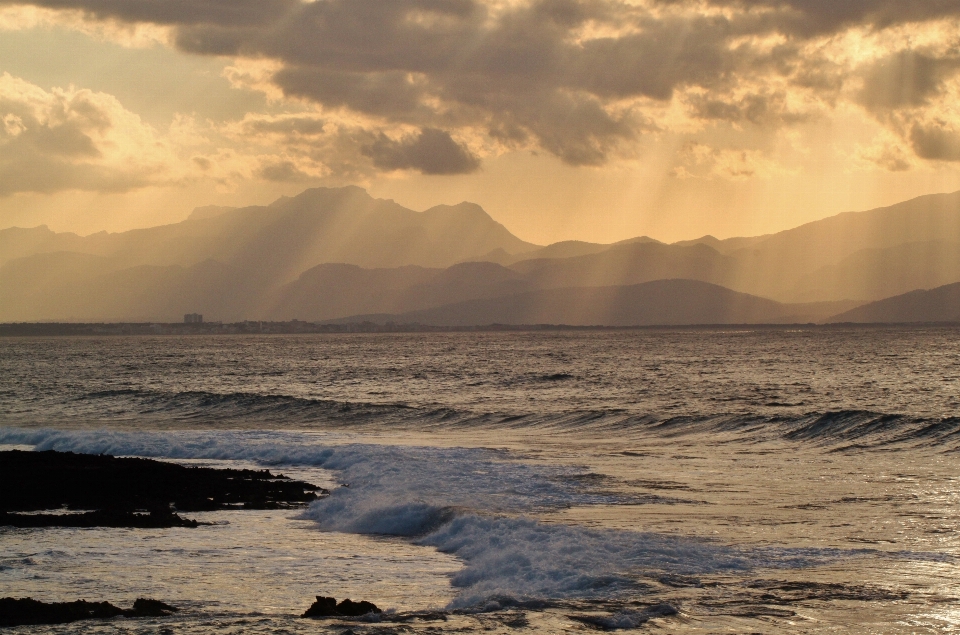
[2,328,960,633]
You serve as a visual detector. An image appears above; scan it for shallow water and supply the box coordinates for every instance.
[2,328,960,632]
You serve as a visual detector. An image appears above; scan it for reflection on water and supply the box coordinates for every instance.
[0,510,460,615]
[2,330,960,633]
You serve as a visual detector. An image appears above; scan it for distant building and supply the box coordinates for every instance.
[184,313,203,324]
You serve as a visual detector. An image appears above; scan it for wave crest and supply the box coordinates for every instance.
[8,388,960,449]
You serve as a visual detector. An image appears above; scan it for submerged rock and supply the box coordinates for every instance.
[301,596,382,618]
[336,599,383,617]
[567,603,678,630]
[127,598,179,617]
[0,597,178,627]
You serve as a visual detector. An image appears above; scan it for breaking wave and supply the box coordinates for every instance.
[0,427,902,609]
[6,388,960,450]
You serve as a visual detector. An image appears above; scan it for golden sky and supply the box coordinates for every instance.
[2,0,960,244]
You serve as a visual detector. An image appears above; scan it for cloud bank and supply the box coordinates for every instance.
[3,0,960,193]
[0,72,177,194]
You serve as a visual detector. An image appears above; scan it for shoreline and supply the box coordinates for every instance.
[3,320,959,337]
[1,450,324,528]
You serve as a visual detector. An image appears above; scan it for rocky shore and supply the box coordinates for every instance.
[0,449,324,528]
[0,509,203,528]
[0,598,178,627]
[301,596,383,618]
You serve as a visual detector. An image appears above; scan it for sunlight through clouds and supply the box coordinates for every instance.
[3,0,960,240]
[0,72,180,194]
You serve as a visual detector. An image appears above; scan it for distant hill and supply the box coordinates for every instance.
[329,279,855,327]
[828,282,960,323]
[2,187,959,322]
[0,186,540,321]
[0,186,538,273]
[0,255,252,322]
[472,236,662,265]
[187,205,235,221]
[0,226,93,266]
[788,241,960,301]
[494,191,960,303]
[737,191,960,261]
[265,261,532,321]
[721,191,960,301]
[507,241,739,291]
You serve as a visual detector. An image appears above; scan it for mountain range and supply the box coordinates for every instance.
[2,186,959,325]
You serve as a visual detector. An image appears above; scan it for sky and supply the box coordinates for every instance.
[2,0,960,245]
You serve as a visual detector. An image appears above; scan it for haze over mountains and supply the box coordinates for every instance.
[2,187,959,325]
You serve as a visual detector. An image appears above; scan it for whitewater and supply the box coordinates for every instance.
[2,328,960,633]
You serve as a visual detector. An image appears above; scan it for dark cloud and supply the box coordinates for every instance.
[567,17,738,100]
[5,0,735,164]
[504,91,636,165]
[273,68,428,118]
[658,0,960,36]
[175,0,483,67]
[8,0,960,171]
[0,93,105,157]
[687,91,811,126]
[910,122,960,161]
[362,127,480,174]
[858,52,960,114]
[2,0,299,26]
[254,158,313,181]
[19,122,101,157]
[239,116,328,137]
[780,0,960,33]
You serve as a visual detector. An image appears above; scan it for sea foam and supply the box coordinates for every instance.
[0,426,855,609]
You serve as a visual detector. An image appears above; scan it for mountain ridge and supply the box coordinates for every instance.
[828,282,960,323]
[2,186,959,323]
[324,279,859,327]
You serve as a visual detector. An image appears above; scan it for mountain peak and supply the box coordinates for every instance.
[421,201,492,221]
[187,206,236,221]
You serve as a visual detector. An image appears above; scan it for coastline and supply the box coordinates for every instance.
[3,320,960,337]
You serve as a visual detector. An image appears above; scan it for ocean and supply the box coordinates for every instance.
[2,328,960,633]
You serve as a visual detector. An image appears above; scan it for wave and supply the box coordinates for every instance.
[0,427,647,515]
[67,388,438,425]
[0,427,908,610]
[6,388,960,450]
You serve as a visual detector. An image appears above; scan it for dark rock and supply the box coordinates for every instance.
[0,597,180,625]
[335,599,382,617]
[302,596,339,617]
[0,598,124,626]
[301,596,382,618]
[0,509,203,529]
[567,603,678,630]
[126,598,179,617]
[0,450,325,528]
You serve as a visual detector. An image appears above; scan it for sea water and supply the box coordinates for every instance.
[2,328,960,633]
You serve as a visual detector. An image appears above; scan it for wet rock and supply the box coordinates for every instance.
[127,598,180,617]
[0,449,325,528]
[0,597,177,627]
[302,596,339,617]
[385,610,448,623]
[0,509,204,529]
[302,596,383,618]
[568,603,678,630]
[0,598,123,627]
[336,599,383,617]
